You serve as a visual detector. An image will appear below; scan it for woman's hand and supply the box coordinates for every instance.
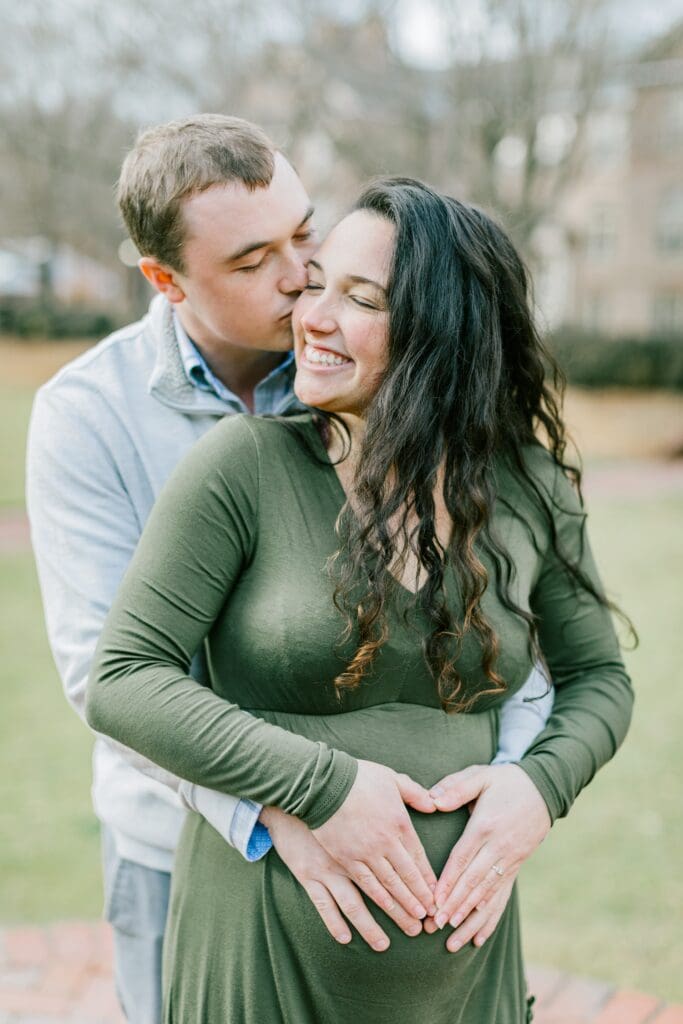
[428,763,551,936]
[262,807,427,951]
[422,875,516,952]
[312,759,438,925]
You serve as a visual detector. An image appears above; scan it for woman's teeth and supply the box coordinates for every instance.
[305,346,350,366]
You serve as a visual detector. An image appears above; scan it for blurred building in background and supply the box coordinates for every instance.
[545,22,683,336]
[1,1,681,350]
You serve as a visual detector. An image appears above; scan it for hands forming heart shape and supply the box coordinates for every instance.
[266,759,551,953]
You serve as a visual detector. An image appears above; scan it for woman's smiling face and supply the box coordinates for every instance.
[292,210,395,417]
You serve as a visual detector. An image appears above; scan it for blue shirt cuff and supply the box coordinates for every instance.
[230,798,273,862]
[245,821,273,862]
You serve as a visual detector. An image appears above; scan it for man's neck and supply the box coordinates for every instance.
[177,309,286,412]
[201,345,284,413]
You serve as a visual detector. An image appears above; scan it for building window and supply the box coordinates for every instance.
[652,293,683,334]
[660,90,683,150]
[582,293,608,332]
[584,205,617,259]
[655,186,683,253]
[585,110,629,166]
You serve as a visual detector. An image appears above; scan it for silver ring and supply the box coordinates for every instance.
[491,863,504,877]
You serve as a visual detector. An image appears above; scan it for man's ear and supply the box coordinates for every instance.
[138,257,186,304]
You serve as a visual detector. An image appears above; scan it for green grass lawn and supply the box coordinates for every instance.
[520,494,683,1001]
[0,551,103,921]
[1,375,681,999]
[0,387,34,508]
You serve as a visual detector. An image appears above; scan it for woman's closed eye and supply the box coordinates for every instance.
[350,296,379,310]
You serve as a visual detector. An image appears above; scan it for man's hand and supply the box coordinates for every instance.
[311,760,438,924]
[428,763,551,939]
[261,807,426,951]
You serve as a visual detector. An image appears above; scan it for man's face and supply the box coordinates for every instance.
[173,153,317,352]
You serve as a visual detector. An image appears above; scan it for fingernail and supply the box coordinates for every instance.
[474,935,486,947]
[448,939,461,953]
[407,923,421,937]
[337,932,352,943]
[435,912,447,929]
[430,786,445,798]
[450,912,463,929]
[373,938,390,952]
[427,903,437,917]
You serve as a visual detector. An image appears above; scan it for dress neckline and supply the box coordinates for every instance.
[304,415,435,600]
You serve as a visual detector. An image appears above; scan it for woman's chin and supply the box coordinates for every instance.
[294,381,338,412]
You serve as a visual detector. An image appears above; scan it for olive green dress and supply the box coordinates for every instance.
[87,414,633,1024]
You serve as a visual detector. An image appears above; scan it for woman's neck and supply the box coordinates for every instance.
[327,414,364,493]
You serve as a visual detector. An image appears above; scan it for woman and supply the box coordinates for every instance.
[87,177,633,1022]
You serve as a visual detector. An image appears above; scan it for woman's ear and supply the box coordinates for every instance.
[138,258,186,304]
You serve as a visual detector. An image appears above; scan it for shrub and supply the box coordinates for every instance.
[0,301,121,339]
[546,329,683,391]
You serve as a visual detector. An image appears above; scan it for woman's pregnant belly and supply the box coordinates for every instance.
[167,702,523,1022]
[251,701,499,878]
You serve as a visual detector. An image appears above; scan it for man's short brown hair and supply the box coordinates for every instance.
[117,114,276,272]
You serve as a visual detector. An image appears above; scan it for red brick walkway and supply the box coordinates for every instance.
[1,921,682,1023]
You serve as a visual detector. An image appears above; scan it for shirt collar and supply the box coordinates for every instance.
[173,312,294,408]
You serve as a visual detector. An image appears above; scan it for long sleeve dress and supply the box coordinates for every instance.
[87,413,633,1024]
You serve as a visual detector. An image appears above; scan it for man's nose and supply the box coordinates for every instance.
[280,251,309,294]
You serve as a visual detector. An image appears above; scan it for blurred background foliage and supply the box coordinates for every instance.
[1,0,682,390]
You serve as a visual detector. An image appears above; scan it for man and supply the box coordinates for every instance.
[27,114,551,1023]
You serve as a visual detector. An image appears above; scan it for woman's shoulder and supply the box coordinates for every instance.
[191,411,315,462]
[495,442,583,532]
[498,441,576,495]
[173,412,319,496]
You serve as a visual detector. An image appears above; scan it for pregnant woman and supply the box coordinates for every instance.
[87,177,633,1023]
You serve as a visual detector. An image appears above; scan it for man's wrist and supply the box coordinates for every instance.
[258,805,280,830]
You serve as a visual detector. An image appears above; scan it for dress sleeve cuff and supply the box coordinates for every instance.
[298,753,359,831]
[513,756,563,825]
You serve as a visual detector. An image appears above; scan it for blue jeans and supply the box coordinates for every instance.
[101,827,171,1024]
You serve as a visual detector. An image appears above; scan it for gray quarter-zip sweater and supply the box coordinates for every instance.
[26,295,300,870]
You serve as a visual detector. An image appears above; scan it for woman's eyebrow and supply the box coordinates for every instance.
[347,275,386,293]
[308,260,385,293]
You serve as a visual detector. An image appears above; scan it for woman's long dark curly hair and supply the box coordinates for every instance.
[308,176,630,713]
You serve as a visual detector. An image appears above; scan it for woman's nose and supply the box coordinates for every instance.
[300,300,337,336]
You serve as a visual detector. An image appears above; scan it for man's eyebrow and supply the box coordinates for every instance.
[297,205,315,229]
[227,206,315,264]
[227,239,270,263]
